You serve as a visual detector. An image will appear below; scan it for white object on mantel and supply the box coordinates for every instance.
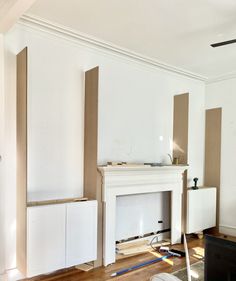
[98,165,188,266]
[186,187,217,234]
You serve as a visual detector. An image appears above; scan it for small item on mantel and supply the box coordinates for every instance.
[107,162,149,167]
[191,177,199,190]
[107,161,124,166]
[168,154,180,165]
[144,163,163,167]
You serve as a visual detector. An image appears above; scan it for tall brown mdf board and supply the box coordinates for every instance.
[84,67,103,267]
[204,108,222,229]
[16,47,27,275]
[173,93,189,164]
[84,67,98,199]
[173,93,189,233]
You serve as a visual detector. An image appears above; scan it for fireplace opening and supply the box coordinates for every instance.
[115,191,171,251]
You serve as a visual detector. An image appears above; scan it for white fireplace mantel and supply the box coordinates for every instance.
[98,165,188,266]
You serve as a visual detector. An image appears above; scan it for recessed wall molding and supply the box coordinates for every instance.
[204,108,222,229]
[18,14,207,81]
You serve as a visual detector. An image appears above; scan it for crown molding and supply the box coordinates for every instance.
[207,72,236,84]
[18,14,207,82]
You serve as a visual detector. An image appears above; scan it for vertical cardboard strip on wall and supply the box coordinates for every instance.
[84,66,99,199]
[204,108,222,229]
[16,47,27,275]
[173,93,189,164]
[173,93,189,233]
[83,67,102,267]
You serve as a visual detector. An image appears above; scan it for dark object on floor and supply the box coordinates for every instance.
[192,177,199,190]
[169,249,186,257]
[205,235,236,281]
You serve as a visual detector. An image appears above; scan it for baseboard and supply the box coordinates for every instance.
[219,225,236,237]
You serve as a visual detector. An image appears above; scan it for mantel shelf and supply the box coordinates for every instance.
[98,164,188,172]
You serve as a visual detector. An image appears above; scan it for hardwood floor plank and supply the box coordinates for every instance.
[21,237,204,281]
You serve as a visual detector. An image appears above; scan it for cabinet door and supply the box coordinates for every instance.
[66,201,97,267]
[186,187,217,234]
[27,205,66,277]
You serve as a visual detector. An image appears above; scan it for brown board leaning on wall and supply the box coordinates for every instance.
[173,93,189,234]
[83,66,103,267]
[16,47,27,276]
[204,108,222,230]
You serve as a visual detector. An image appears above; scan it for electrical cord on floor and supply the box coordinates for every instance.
[150,234,161,252]
[149,229,171,252]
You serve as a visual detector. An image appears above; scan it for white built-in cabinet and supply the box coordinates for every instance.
[186,187,216,234]
[27,201,97,277]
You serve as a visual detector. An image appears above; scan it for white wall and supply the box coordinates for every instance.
[206,79,236,237]
[3,23,205,270]
[0,34,6,276]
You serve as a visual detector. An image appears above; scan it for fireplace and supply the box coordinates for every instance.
[98,165,188,266]
[116,191,170,241]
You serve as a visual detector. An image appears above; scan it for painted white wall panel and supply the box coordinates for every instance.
[27,40,84,201]
[66,201,97,267]
[206,80,236,236]
[4,24,205,269]
[27,205,66,277]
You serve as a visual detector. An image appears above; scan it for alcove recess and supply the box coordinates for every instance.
[173,93,189,233]
[204,108,222,231]
[16,49,97,276]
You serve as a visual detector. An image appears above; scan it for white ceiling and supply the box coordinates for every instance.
[26,0,236,80]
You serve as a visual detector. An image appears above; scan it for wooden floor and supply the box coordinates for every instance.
[22,236,205,281]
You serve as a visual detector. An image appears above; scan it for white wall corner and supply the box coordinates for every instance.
[0,0,37,33]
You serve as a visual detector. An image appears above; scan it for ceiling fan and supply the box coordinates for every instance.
[211,39,236,47]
